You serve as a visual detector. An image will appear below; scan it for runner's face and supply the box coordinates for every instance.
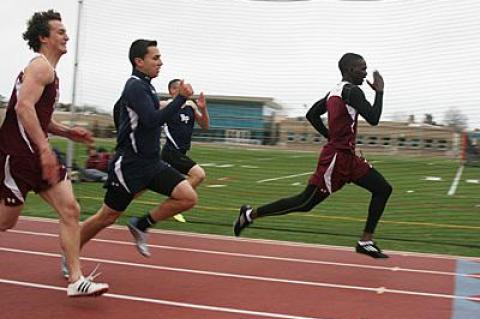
[138,46,162,78]
[42,20,69,54]
[350,59,368,85]
[169,81,180,96]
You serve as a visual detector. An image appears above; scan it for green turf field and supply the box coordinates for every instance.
[22,138,480,257]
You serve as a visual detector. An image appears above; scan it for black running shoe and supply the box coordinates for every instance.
[233,205,252,237]
[356,241,389,259]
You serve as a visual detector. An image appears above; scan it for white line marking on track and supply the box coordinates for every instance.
[5,229,480,280]
[257,172,312,183]
[448,165,464,196]
[8,230,478,278]
[1,247,480,303]
[0,278,327,319]
[17,216,480,262]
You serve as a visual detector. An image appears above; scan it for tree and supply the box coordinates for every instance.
[423,113,436,125]
[444,108,468,132]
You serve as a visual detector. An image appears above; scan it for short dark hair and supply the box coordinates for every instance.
[338,53,364,74]
[22,10,62,52]
[168,79,181,92]
[129,39,157,68]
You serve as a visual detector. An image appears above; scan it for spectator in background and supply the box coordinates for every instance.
[79,146,110,182]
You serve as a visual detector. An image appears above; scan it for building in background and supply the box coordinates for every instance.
[158,94,283,145]
[0,98,466,159]
[280,117,461,157]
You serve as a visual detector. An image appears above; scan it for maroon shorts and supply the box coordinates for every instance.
[309,146,372,194]
[0,151,67,206]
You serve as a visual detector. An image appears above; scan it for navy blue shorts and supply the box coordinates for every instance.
[161,147,196,175]
[103,153,184,212]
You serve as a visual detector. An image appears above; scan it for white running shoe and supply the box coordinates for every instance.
[173,213,187,223]
[61,255,69,279]
[127,217,151,257]
[67,266,108,297]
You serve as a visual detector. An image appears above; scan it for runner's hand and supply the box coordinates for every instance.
[196,92,206,110]
[40,148,60,185]
[69,126,94,146]
[367,70,384,92]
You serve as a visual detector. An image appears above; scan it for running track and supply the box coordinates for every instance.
[1,217,479,319]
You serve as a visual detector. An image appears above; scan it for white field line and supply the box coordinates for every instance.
[17,216,480,262]
[1,247,479,303]
[257,172,312,183]
[6,230,480,279]
[447,165,464,196]
[0,278,326,319]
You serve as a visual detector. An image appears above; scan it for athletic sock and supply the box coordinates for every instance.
[245,208,253,222]
[136,213,156,232]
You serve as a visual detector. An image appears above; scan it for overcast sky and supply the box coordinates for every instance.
[1,0,479,129]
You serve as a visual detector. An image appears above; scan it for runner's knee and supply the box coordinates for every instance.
[0,219,17,231]
[384,182,393,198]
[375,181,393,199]
[182,190,198,210]
[59,201,81,224]
[0,204,22,231]
[194,167,206,183]
[177,187,198,210]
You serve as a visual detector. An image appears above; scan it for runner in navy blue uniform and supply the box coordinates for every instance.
[233,53,393,258]
[161,79,210,222]
[0,10,108,296]
[75,39,197,260]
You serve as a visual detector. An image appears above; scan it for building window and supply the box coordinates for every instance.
[424,139,433,148]
[299,133,308,143]
[313,134,323,144]
[410,138,420,148]
[357,135,364,145]
[437,139,447,150]
[287,132,295,142]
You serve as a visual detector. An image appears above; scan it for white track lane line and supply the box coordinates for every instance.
[17,216,480,262]
[7,229,480,279]
[0,278,327,319]
[1,247,479,303]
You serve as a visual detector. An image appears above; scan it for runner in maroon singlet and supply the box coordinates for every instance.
[233,53,393,259]
[0,10,108,296]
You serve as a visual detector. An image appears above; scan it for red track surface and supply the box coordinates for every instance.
[0,217,476,319]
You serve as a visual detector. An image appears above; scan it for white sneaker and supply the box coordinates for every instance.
[127,217,151,257]
[61,255,69,279]
[67,267,109,297]
[173,214,187,223]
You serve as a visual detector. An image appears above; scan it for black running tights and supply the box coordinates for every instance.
[255,168,392,235]
[353,168,393,234]
[256,184,329,217]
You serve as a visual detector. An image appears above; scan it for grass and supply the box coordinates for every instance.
[21,138,480,257]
